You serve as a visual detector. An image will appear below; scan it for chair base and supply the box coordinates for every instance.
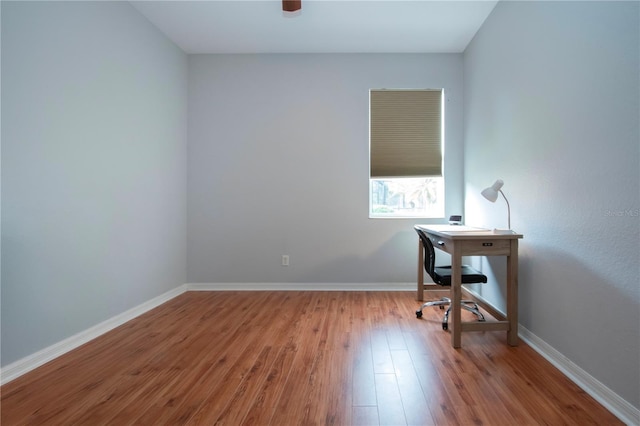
[416,297,485,330]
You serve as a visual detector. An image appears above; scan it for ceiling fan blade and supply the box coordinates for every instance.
[283,0,301,12]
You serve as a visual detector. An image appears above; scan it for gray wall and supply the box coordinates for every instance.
[187,54,463,284]
[463,1,639,409]
[1,2,188,365]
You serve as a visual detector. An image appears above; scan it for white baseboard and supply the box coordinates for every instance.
[0,284,188,386]
[519,325,640,426]
[186,282,416,292]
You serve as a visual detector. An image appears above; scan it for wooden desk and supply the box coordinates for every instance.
[415,225,523,348]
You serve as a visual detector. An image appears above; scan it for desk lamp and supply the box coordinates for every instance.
[481,179,511,230]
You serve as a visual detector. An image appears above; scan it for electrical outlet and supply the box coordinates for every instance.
[282,255,289,266]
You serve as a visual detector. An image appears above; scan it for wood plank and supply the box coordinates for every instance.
[460,320,509,332]
[375,373,406,426]
[0,291,623,426]
[353,405,379,426]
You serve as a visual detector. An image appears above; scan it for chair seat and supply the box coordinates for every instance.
[434,265,488,286]
[414,228,488,330]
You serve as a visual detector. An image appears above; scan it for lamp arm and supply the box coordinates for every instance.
[499,189,511,229]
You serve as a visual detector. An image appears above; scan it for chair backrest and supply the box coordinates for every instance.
[415,228,436,281]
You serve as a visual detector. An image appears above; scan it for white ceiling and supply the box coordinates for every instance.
[130,0,499,54]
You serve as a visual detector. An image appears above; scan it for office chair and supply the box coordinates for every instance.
[415,228,487,330]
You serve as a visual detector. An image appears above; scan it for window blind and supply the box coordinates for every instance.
[370,89,443,178]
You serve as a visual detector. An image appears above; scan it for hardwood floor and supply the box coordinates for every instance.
[1,291,622,425]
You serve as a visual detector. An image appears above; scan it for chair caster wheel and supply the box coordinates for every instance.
[416,310,423,318]
[442,322,448,330]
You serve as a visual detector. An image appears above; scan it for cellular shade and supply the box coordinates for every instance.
[370,89,443,178]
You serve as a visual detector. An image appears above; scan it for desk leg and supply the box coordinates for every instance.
[450,244,462,348]
[417,239,424,301]
[507,240,519,346]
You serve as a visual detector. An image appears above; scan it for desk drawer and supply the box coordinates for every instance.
[424,232,514,256]
[459,239,511,255]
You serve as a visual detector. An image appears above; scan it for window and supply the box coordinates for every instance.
[370,177,444,217]
[369,89,444,218]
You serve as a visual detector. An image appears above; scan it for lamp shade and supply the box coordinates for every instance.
[481,179,504,203]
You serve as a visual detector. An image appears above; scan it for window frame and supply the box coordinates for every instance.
[368,88,445,219]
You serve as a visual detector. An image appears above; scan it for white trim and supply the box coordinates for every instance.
[0,284,188,386]
[519,325,639,426]
[186,282,416,292]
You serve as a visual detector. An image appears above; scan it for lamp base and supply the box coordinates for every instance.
[492,228,516,234]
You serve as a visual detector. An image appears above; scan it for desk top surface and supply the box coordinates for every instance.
[415,224,523,239]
